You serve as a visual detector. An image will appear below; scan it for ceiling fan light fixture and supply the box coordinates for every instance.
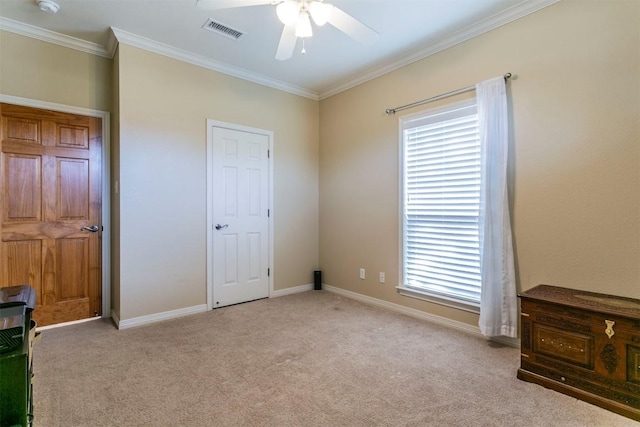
[309,2,332,26]
[295,11,313,38]
[276,1,300,26]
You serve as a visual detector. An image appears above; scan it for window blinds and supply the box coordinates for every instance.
[403,102,481,306]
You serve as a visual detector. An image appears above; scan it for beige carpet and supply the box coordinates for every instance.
[33,291,636,426]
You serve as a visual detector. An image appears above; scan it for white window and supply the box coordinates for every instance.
[398,99,481,312]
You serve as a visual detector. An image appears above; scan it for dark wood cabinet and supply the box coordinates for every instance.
[518,285,640,421]
[0,286,37,427]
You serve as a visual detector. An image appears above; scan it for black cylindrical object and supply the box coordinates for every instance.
[314,270,322,290]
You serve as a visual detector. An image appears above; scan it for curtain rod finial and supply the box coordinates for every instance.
[504,72,512,80]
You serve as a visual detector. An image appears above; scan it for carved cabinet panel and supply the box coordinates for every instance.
[628,345,640,385]
[518,285,640,421]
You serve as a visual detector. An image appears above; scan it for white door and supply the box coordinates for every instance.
[210,125,270,308]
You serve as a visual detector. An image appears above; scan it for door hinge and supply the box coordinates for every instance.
[268,209,270,217]
[268,268,270,277]
[267,149,270,158]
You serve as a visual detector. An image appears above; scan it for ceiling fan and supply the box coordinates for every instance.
[196,0,379,60]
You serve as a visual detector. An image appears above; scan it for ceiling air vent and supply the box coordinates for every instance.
[202,18,245,40]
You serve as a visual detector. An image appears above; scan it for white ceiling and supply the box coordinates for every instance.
[0,0,558,99]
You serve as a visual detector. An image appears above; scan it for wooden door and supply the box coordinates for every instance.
[212,126,269,308]
[0,103,102,326]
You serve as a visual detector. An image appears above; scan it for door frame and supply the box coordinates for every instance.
[0,94,111,319]
[206,119,274,311]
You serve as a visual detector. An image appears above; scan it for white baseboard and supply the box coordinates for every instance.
[111,309,121,328]
[271,283,314,298]
[490,334,520,348]
[115,304,208,330]
[323,284,520,348]
[37,316,101,331]
[113,284,314,329]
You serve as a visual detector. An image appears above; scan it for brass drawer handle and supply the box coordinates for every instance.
[604,320,615,339]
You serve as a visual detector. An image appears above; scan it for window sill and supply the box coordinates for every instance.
[396,286,480,314]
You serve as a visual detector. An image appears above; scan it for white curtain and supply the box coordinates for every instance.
[476,77,517,338]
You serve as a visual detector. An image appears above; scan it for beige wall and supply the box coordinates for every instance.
[0,30,112,112]
[0,30,319,323]
[0,29,114,314]
[319,0,640,327]
[111,46,121,316]
[2,0,638,327]
[115,44,319,320]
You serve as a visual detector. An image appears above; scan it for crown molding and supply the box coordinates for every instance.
[0,15,317,100]
[318,0,561,100]
[1,0,560,101]
[0,16,111,58]
[106,27,119,58]
[110,27,319,101]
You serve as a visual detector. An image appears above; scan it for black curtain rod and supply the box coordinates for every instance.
[385,73,512,115]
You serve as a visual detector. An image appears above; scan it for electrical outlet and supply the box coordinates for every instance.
[379,272,385,283]
[359,268,365,280]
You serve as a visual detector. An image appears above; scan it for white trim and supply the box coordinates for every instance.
[396,286,480,314]
[116,304,208,330]
[397,99,481,315]
[0,17,111,58]
[2,1,558,100]
[0,94,110,121]
[110,27,318,101]
[36,316,101,331]
[206,120,274,311]
[271,283,314,298]
[0,94,112,321]
[110,309,120,329]
[318,0,560,99]
[105,27,119,58]
[397,115,405,305]
[323,284,519,348]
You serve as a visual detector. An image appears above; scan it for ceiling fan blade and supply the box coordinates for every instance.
[275,24,297,61]
[196,0,276,10]
[327,6,379,44]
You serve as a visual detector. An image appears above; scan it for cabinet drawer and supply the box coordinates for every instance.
[533,324,593,368]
